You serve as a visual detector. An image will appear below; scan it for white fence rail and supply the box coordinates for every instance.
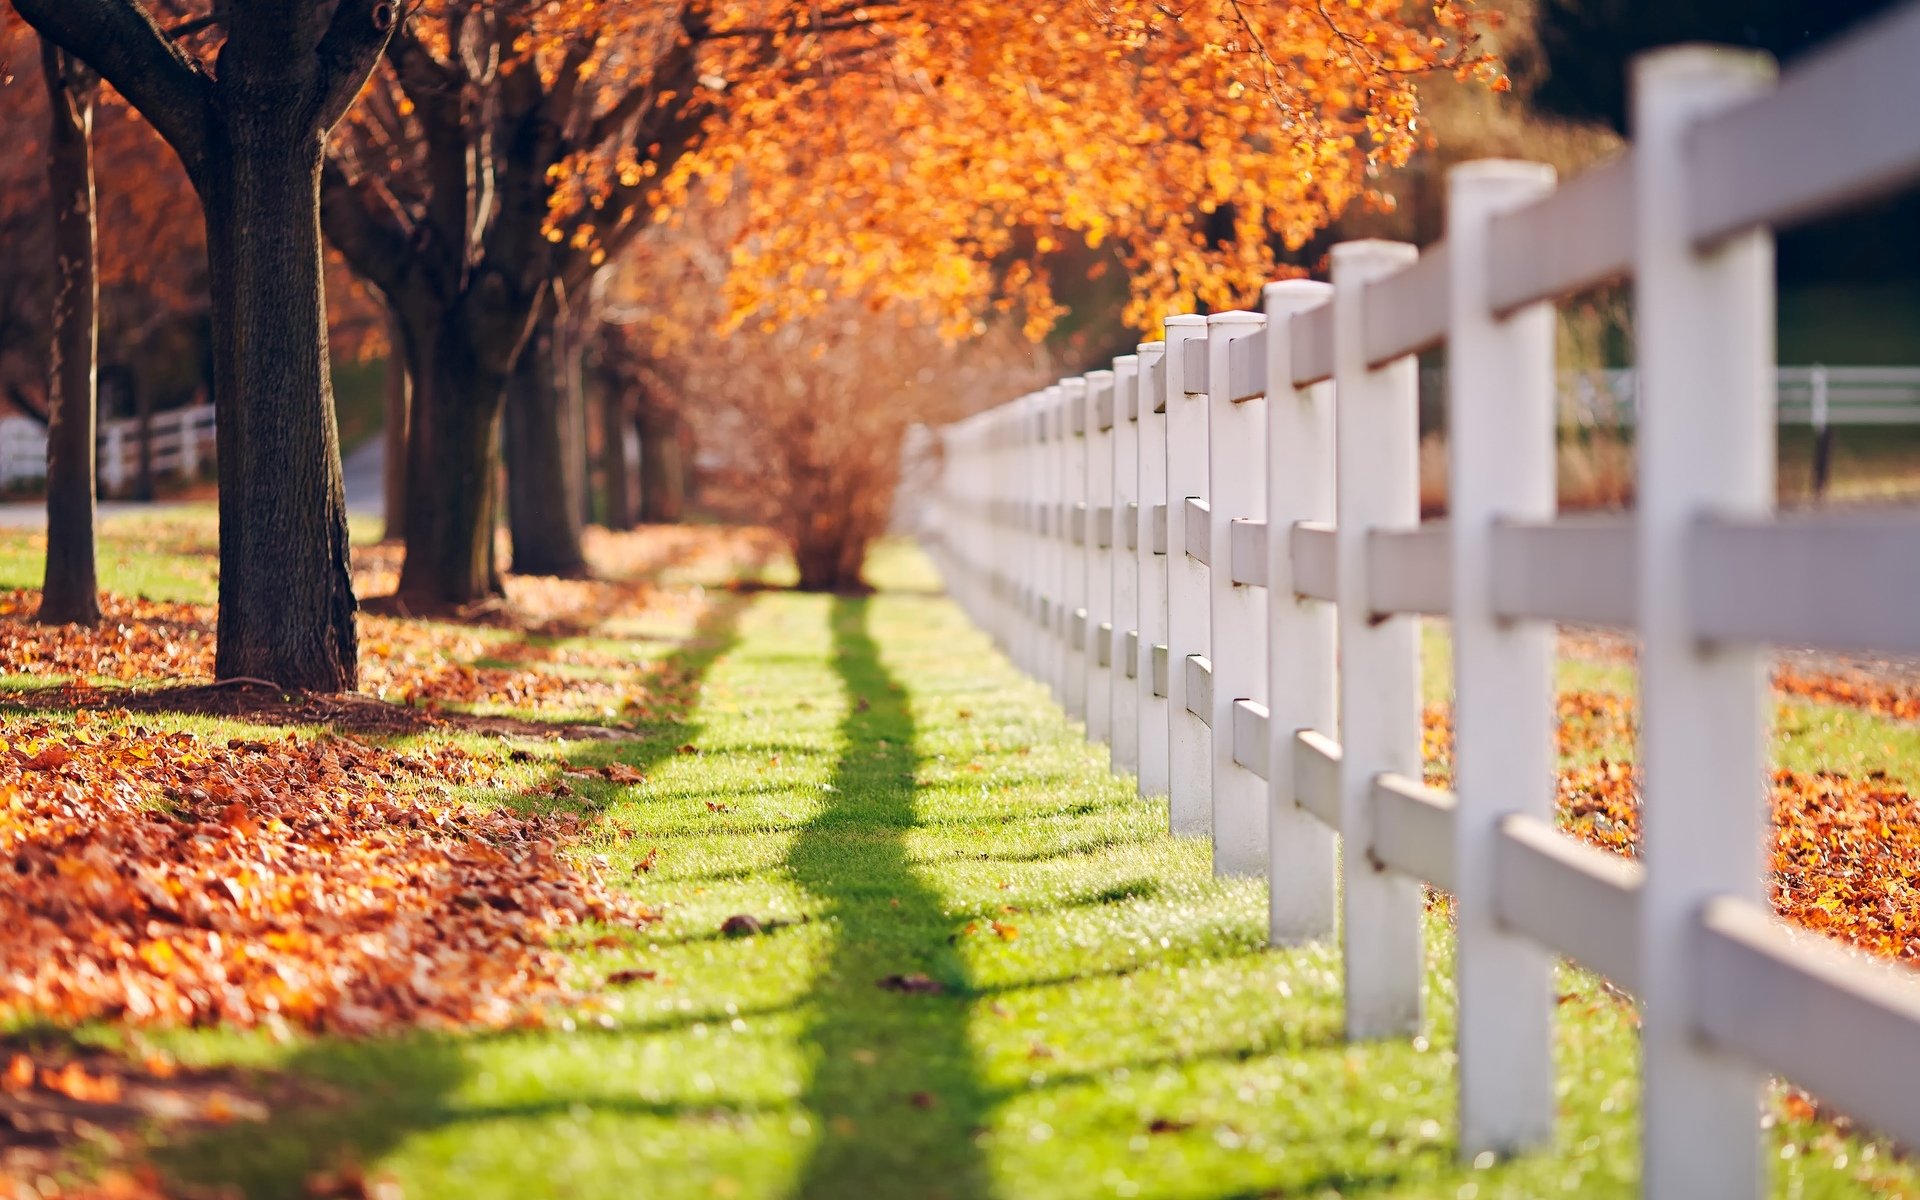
[923,8,1920,1196]
[0,403,214,494]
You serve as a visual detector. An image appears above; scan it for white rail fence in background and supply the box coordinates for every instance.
[923,11,1920,1199]
[1424,364,1920,428]
[0,403,214,494]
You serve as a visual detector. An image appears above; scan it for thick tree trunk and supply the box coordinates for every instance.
[503,314,589,578]
[35,41,101,628]
[791,523,873,594]
[634,385,688,524]
[202,120,358,690]
[598,376,633,531]
[381,306,409,543]
[558,316,591,527]
[393,307,512,608]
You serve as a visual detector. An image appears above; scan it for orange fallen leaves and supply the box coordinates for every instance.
[0,591,214,682]
[1775,667,1920,722]
[0,717,654,1033]
[1425,687,1920,966]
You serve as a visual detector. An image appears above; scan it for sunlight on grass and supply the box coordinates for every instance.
[0,529,1912,1197]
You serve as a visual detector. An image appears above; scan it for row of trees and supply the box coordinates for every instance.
[3,0,1500,690]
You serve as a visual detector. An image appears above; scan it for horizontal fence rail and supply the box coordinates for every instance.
[921,8,1920,1197]
[0,404,215,495]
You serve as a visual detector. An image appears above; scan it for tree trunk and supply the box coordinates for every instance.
[791,522,873,594]
[381,306,409,543]
[598,374,633,531]
[635,383,688,524]
[35,40,101,628]
[392,306,512,609]
[202,118,358,690]
[503,314,589,578]
[559,315,591,527]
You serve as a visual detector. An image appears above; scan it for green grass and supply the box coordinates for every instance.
[1,525,1916,1196]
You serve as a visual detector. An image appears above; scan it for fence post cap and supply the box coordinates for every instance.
[1632,42,1777,90]
[1165,314,1208,329]
[1207,309,1264,329]
[1449,158,1557,189]
[1263,278,1332,304]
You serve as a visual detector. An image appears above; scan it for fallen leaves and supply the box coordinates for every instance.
[876,974,945,995]
[0,715,656,1033]
[1424,686,1920,965]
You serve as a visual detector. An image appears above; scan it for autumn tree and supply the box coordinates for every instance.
[31,40,101,626]
[322,1,725,606]
[10,0,398,690]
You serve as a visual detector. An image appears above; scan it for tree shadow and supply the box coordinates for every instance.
[146,587,761,1197]
[784,597,995,1200]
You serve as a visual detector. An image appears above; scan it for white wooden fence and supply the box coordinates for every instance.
[924,10,1920,1197]
[0,403,213,494]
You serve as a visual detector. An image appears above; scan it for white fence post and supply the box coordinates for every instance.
[1263,281,1338,945]
[1164,315,1212,837]
[1332,240,1425,1040]
[102,423,127,497]
[1019,393,1044,680]
[1111,355,1143,777]
[1634,47,1778,1200]
[1135,342,1172,802]
[1207,310,1269,876]
[1447,160,1561,1156]
[1062,377,1092,723]
[179,407,200,476]
[1087,370,1117,752]
[1042,385,1067,702]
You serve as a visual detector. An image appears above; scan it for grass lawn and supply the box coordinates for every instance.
[0,513,1915,1198]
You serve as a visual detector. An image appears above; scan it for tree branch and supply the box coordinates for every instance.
[314,0,405,132]
[320,159,412,297]
[9,0,213,179]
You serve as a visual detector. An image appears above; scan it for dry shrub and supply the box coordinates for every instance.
[682,308,1049,592]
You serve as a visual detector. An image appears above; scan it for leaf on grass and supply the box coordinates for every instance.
[877,973,944,995]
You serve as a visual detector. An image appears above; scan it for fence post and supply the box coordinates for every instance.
[1164,316,1212,837]
[1006,403,1021,648]
[1135,343,1172,802]
[1447,160,1561,1156]
[1263,280,1338,944]
[102,422,127,497]
[1041,384,1067,702]
[1810,363,1832,499]
[1207,311,1268,876]
[1087,370,1117,753]
[1062,377,1092,723]
[1018,393,1044,679]
[1111,355,1143,777]
[179,407,200,477]
[1332,240,1425,1040]
[1633,46,1777,1200]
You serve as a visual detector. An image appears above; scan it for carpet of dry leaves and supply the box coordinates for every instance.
[1425,678,1920,966]
[0,527,785,1195]
[0,526,781,1038]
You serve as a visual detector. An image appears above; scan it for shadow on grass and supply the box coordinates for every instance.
[784,597,994,1200]
[148,589,761,1197]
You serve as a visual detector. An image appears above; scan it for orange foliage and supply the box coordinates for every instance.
[0,714,647,1032]
[674,0,1503,334]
